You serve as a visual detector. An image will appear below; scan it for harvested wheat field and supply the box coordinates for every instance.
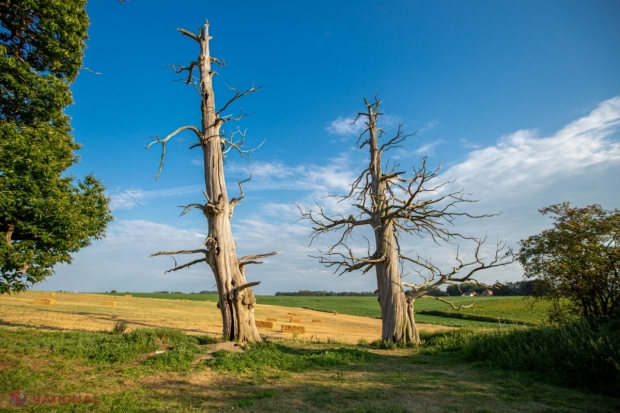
[0,291,450,344]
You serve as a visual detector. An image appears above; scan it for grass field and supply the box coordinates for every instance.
[1,291,618,411]
[104,293,549,328]
[1,325,618,412]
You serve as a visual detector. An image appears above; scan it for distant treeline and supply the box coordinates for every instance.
[275,290,376,297]
[442,281,537,297]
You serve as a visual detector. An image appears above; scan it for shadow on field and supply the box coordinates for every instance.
[0,319,72,331]
[136,349,620,413]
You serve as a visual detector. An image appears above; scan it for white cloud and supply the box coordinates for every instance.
[326,116,366,136]
[418,120,439,134]
[415,140,444,155]
[108,185,203,210]
[40,220,213,293]
[226,155,359,195]
[442,96,620,197]
[459,138,481,149]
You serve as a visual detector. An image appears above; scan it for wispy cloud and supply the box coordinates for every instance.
[108,185,203,210]
[415,140,444,155]
[459,138,481,149]
[442,96,620,196]
[226,155,359,195]
[326,114,401,137]
[418,120,439,134]
[326,116,365,136]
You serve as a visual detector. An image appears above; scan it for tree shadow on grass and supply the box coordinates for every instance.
[135,348,620,413]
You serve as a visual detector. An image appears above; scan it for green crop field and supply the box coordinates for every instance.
[103,293,550,328]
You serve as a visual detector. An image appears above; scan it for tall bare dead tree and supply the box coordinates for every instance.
[146,21,277,343]
[299,97,513,345]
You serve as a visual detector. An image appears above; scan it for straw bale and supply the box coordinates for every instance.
[281,325,305,334]
[266,317,277,322]
[102,301,117,306]
[312,319,322,323]
[255,320,274,329]
[33,298,55,305]
[43,292,56,297]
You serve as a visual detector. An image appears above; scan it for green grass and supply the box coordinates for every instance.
[1,325,619,412]
[0,326,214,371]
[206,341,379,373]
[419,313,620,397]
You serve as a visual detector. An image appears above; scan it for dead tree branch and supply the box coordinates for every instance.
[146,125,201,179]
[418,295,476,310]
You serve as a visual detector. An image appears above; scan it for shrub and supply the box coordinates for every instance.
[112,321,128,335]
[422,314,620,397]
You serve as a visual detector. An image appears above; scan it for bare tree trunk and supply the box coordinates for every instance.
[367,104,418,345]
[375,224,418,344]
[148,22,277,343]
[197,23,261,342]
[299,97,512,347]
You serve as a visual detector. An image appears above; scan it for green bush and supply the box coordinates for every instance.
[422,314,620,397]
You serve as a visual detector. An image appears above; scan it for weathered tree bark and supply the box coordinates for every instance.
[299,97,513,346]
[366,104,416,343]
[148,21,277,342]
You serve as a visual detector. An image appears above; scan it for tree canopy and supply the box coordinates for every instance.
[0,0,112,293]
[518,203,620,322]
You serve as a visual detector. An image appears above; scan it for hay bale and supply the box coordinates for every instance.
[255,320,274,329]
[33,298,55,305]
[266,317,278,322]
[290,318,301,323]
[102,301,117,306]
[43,292,56,297]
[312,319,322,323]
[182,299,189,302]
[281,325,305,334]
[287,312,302,316]
[124,294,132,298]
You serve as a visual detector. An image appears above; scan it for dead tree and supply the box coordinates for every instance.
[146,21,277,343]
[299,97,513,345]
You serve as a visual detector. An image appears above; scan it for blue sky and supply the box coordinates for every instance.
[39,0,620,294]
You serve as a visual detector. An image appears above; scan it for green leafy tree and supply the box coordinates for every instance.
[518,203,620,322]
[0,0,112,293]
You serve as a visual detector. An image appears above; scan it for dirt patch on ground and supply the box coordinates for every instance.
[209,341,245,353]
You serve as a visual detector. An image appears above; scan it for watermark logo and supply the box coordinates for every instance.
[9,392,99,407]
[9,392,25,407]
